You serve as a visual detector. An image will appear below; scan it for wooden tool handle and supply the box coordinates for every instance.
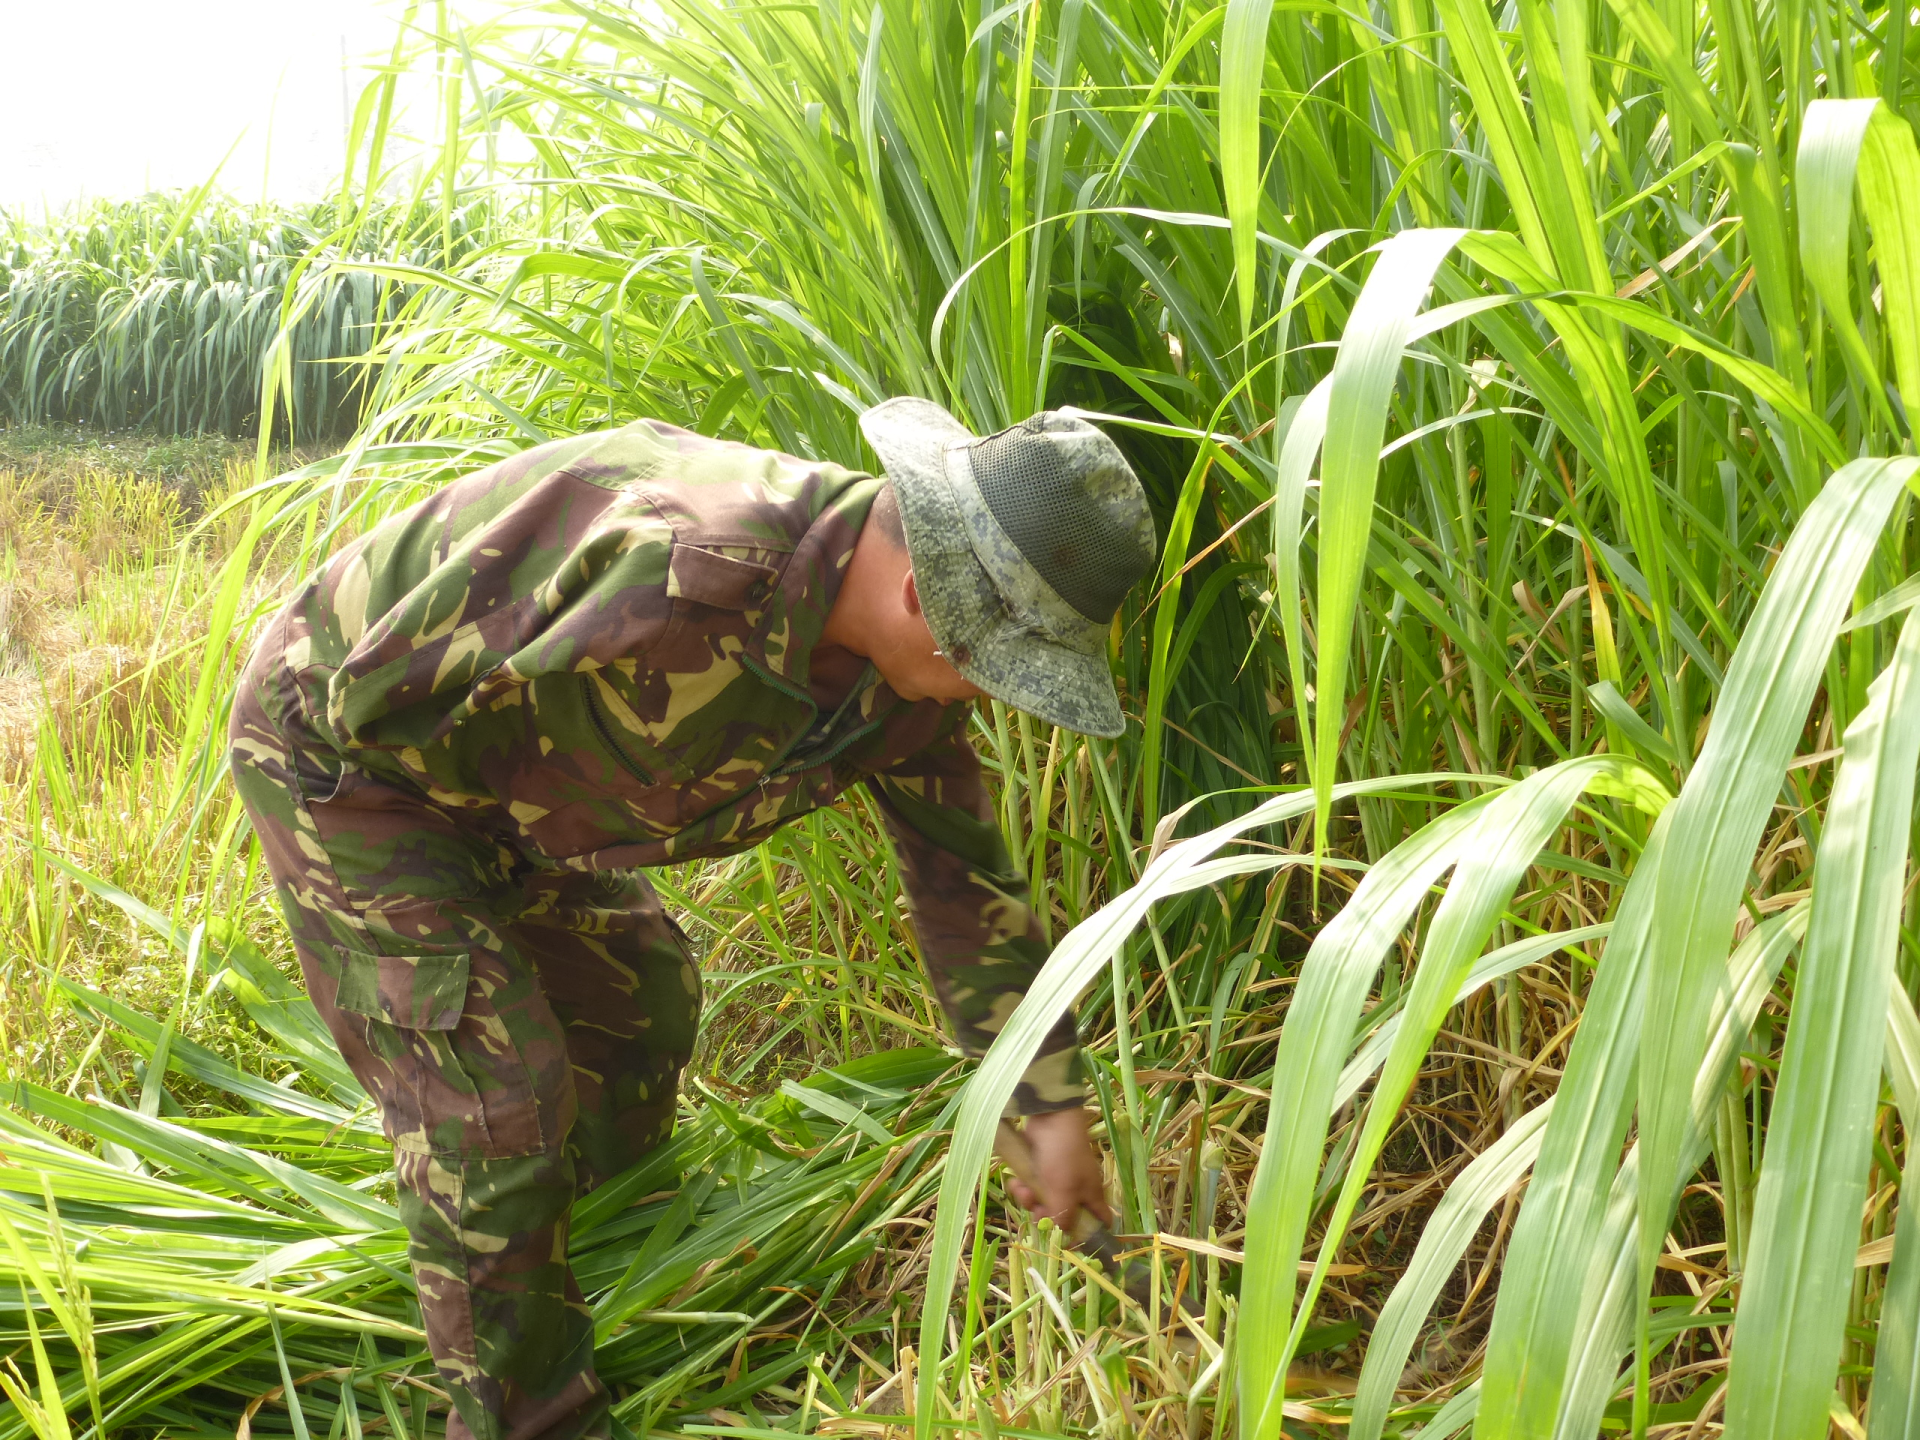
[993,1119,1108,1247]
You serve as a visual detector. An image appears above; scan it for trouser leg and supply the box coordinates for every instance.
[507,872,702,1193]
[228,623,605,1440]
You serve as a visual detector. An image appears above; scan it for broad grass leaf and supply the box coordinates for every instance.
[1220,0,1276,336]
[1797,100,1888,421]
[11,1083,397,1232]
[1308,228,1467,855]
[1728,607,1920,1438]
[1635,457,1918,1379]
[1475,810,1674,1438]
[1854,105,1920,425]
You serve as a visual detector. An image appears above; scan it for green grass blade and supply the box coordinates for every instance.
[1475,809,1674,1438]
[1726,607,1920,1437]
[1796,100,1887,420]
[1308,228,1467,856]
[1220,0,1275,336]
[1854,104,1920,425]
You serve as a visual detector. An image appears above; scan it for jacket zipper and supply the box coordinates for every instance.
[771,717,884,778]
[580,675,656,785]
[739,654,882,782]
[739,655,817,780]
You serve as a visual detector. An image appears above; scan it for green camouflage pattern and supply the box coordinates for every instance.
[228,419,1082,1440]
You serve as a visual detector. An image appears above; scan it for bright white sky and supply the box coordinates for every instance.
[0,0,409,213]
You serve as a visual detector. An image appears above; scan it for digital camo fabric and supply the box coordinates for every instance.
[229,419,1083,1440]
[859,399,1158,739]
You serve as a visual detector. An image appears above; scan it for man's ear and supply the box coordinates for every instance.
[901,568,924,618]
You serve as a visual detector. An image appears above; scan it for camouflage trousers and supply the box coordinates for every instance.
[229,610,701,1440]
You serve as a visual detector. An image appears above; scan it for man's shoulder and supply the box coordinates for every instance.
[571,422,879,565]
[563,420,863,496]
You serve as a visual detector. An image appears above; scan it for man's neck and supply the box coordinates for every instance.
[815,519,897,710]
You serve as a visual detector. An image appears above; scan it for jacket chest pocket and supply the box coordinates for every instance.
[507,671,686,805]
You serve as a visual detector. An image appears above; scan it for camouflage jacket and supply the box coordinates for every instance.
[280,419,1082,1113]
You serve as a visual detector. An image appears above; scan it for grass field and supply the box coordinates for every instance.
[1,193,482,442]
[9,0,1920,1436]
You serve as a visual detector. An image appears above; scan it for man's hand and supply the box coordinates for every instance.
[1005,1107,1113,1229]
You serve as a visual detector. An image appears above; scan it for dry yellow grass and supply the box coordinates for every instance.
[0,427,280,772]
[0,431,317,1099]
[0,470,175,766]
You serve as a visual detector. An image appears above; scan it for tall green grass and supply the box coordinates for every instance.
[0,193,482,442]
[10,0,1920,1435]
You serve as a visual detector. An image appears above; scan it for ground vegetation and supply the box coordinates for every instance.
[5,0,1920,1437]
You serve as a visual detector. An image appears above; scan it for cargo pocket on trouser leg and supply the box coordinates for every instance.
[334,942,555,1161]
[304,780,564,1159]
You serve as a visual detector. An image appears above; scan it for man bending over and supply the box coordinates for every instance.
[228,398,1159,1440]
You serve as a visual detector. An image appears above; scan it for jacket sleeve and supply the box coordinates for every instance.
[864,715,1086,1116]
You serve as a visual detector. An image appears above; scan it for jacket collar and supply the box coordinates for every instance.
[742,474,885,694]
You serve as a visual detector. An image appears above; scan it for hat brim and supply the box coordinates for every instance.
[959,617,1127,738]
[862,399,1127,739]
[860,395,973,482]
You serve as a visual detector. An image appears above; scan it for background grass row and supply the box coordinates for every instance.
[0,192,485,442]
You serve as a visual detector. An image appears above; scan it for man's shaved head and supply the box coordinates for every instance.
[871,482,907,549]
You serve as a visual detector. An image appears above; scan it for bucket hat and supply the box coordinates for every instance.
[859,397,1157,738]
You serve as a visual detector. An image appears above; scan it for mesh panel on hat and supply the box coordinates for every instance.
[968,418,1154,622]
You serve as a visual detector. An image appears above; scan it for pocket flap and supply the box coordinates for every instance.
[336,949,470,1030]
[667,545,779,610]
